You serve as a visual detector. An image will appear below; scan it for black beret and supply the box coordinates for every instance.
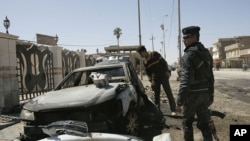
[182,26,200,35]
[136,45,147,53]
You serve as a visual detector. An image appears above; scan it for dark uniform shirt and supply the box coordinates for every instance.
[177,42,214,106]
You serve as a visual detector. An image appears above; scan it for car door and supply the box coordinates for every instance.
[126,63,145,97]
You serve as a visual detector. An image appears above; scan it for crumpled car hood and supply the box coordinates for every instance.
[24,83,124,112]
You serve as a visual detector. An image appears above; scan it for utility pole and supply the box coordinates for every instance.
[138,0,142,46]
[176,0,182,81]
[137,0,143,80]
[150,35,155,51]
[163,29,166,59]
[177,0,182,66]
[160,41,164,57]
[160,15,167,59]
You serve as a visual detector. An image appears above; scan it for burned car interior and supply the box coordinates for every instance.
[57,66,126,89]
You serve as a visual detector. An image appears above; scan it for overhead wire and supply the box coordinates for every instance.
[141,0,155,43]
[167,0,175,49]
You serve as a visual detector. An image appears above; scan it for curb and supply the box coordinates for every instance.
[0,114,21,130]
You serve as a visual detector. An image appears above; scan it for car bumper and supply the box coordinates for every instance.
[23,122,111,139]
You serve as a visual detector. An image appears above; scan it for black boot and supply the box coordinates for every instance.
[201,129,213,141]
[184,126,194,141]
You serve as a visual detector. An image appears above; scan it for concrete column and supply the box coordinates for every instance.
[0,32,19,114]
[77,49,86,68]
[48,46,63,88]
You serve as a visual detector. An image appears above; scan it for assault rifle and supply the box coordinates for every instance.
[209,109,225,141]
[209,119,219,141]
[210,110,225,119]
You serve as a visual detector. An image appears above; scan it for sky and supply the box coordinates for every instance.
[1,0,250,64]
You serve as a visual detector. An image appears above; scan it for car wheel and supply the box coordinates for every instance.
[123,108,141,136]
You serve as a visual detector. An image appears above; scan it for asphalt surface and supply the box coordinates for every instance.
[0,68,249,140]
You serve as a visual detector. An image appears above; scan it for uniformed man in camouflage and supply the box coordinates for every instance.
[136,46,176,116]
[176,26,215,141]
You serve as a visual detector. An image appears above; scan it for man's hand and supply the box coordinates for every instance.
[209,96,214,106]
[166,71,171,79]
[176,105,182,113]
[209,100,213,106]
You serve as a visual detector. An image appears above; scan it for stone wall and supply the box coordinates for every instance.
[0,32,19,113]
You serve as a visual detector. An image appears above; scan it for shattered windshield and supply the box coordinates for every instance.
[57,66,126,89]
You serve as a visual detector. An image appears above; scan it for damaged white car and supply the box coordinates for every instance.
[18,61,164,141]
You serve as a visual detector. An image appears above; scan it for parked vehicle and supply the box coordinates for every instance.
[168,65,176,71]
[95,54,130,64]
[18,60,164,141]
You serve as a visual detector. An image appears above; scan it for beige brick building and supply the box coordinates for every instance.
[212,36,250,69]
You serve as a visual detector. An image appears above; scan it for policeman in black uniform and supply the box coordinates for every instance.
[176,26,215,141]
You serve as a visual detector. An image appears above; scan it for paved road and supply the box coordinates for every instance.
[213,70,250,87]
[0,69,249,140]
[213,70,250,103]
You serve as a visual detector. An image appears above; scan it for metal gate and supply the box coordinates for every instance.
[62,50,80,78]
[16,43,54,101]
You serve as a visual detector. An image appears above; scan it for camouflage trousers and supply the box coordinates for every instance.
[182,92,213,141]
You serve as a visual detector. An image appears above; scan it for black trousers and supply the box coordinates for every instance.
[182,92,213,141]
[153,78,176,112]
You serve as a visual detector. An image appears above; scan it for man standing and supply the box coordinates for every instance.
[136,46,176,116]
[176,26,214,141]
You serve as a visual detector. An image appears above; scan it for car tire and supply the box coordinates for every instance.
[123,108,141,136]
